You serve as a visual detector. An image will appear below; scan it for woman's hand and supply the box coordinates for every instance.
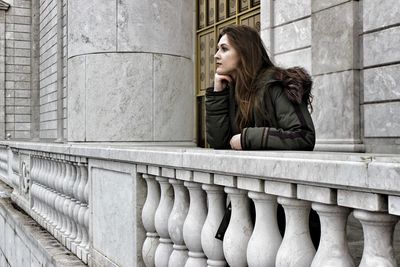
[230,134,242,150]
[214,73,232,92]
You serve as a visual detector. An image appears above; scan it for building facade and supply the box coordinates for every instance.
[0,0,399,266]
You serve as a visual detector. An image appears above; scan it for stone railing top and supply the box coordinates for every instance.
[1,141,400,195]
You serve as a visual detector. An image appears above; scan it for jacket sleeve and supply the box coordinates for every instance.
[206,87,232,149]
[241,86,315,150]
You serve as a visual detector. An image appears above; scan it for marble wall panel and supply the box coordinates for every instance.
[68,0,116,57]
[311,0,349,12]
[153,54,194,141]
[85,53,153,141]
[312,71,359,140]
[363,64,400,102]
[67,56,86,141]
[274,18,311,54]
[363,27,400,67]
[312,1,357,75]
[117,0,193,58]
[364,102,400,137]
[0,214,4,252]
[274,0,311,26]
[275,48,311,73]
[260,0,273,30]
[91,161,144,267]
[260,28,272,55]
[15,235,30,267]
[363,0,400,32]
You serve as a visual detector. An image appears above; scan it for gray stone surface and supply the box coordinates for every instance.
[0,194,86,267]
[68,0,116,57]
[311,0,349,12]
[265,181,296,198]
[297,184,336,204]
[363,0,400,32]
[363,64,400,102]
[85,53,153,141]
[260,28,272,55]
[91,160,145,267]
[260,0,273,30]
[274,18,311,54]
[237,176,263,192]
[274,47,311,73]
[275,0,311,25]
[389,196,400,216]
[338,190,387,211]
[364,102,400,137]
[312,70,359,141]
[67,55,85,141]
[312,1,357,75]
[117,0,193,58]
[214,174,236,187]
[153,54,194,142]
[194,171,213,184]
[363,26,400,67]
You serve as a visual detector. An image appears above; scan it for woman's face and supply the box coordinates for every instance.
[214,34,239,76]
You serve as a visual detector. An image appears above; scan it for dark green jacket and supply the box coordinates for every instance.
[206,68,315,150]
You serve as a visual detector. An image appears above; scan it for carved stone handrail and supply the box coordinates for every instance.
[0,142,399,267]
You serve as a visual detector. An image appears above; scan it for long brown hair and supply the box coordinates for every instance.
[219,25,312,130]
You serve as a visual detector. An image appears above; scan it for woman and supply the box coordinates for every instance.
[206,25,315,151]
[206,25,319,248]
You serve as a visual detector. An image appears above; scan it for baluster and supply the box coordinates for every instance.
[201,185,227,267]
[183,182,207,267]
[71,202,83,254]
[311,203,354,267]
[31,157,39,213]
[168,179,189,267]
[353,210,398,267]
[247,192,281,267]
[83,205,90,263]
[60,162,78,244]
[142,174,161,267]
[77,163,86,203]
[276,197,315,267]
[154,177,174,267]
[41,159,51,226]
[64,163,82,249]
[77,203,89,261]
[53,160,61,233]
[55,161,66,241]
[82,164,89,205]
[50,160,61,232]
[64,162,78,244]
[223,187,253,267]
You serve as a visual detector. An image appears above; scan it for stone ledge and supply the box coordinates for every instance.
[1,141,400,195]
[0,181,86,267]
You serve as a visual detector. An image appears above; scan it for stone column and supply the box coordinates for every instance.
[276,197,315,267]
[67,0,194,144]
[353,210,398,267]
[311,1,363,152]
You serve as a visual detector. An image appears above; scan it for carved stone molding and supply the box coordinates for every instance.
[0,1,9,11]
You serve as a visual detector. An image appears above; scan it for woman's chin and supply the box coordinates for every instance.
[216,69,227,75]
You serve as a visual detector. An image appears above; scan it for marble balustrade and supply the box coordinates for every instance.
[28,153,89,264]
[139,167,399,267]
[0,147,8,181]
[0,143,400,266]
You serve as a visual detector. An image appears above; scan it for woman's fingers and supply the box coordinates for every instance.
[214,74,232,92]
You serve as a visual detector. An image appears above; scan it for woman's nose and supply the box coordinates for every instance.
[214,51,219,59]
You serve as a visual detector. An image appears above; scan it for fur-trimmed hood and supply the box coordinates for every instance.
[256,66,313,104]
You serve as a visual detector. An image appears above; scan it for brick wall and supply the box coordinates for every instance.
[39,0,57,139]
[5,0,31,139]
